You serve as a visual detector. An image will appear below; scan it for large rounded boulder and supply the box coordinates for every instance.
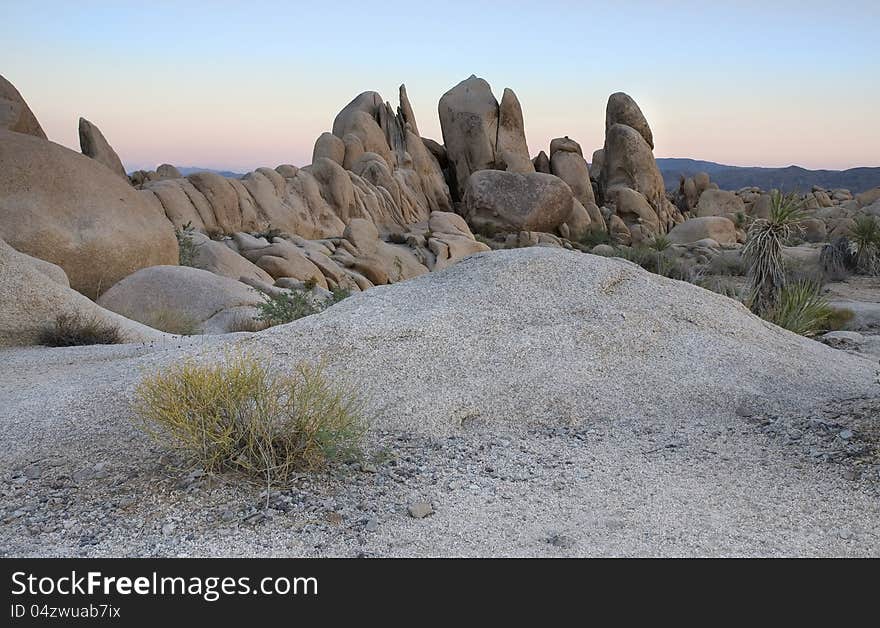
[0,130,178,297]
[462,170,574,234]
[0,238,166,347]
[97,265,265,335]
[667,216,737,245]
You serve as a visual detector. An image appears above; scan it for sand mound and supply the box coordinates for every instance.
[238,247,874,434]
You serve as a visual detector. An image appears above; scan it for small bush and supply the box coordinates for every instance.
[765,280,834,337]
[256,290,318,326]
[175,221,198,267]
[851,215,880,274]
[329,286,351,304]
[826,307,855,331]
[133,353,365,485]
[578,229,613,249]
[474,233,494,247]
[147,309,200,335]
[40,312,123,347]
[820,237,855,281]
[706,253,747,276]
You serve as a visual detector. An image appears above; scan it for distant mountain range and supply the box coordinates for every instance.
[175,166,245,179]
[655,158,880,193]
[167,161,880,195]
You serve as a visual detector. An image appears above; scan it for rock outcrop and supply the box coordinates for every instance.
[597,93,683,240]
[97,265,265,335]
[605,92,653,149]
[0,74,46,139]
[438,76,533,198]
[463,170,573,234]
[0,130,178,297]
[667,216,737,245]
[0,238,166,347]
[78,117,127,178]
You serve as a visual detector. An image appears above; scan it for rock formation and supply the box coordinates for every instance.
[0,74,46,139]
[97,265,267,335]
[438,76,534,199]
[0,130,178,298]
[78,117,127,178]
[463,170,573,234]
[0,238,166,347]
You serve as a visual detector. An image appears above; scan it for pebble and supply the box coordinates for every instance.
[364,518,379,532]
[407,502,433,519]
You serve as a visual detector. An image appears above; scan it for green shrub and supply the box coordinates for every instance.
[133,353,365,485]
[765,280,834,337]
[40,312,123,347]
[851,215,880,274]
[329,286,351,304]
[743,191,808,315]
[175,221,198,267]
[256,290,318,326]
[706,253,747,276]
[826,307,855,331]
[578,229,613,249]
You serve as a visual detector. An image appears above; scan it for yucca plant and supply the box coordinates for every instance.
[647,233,672,275]
[850,214,880,274]
[742,191,807,315]
[766,279,833,337]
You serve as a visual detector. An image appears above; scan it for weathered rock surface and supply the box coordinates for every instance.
[600,121,681,233]
[550,148,595,208]
[97,265,264,335]
[667,216,737,245]
[0,238,166,347]
[463,170,573,234]
[695,189,746,218]
[438,75,499,198]
[187,232,274,284]
[239,247,874,435]
[605,92,653,149]
[78,117,127,178]
[496,88,533,174]
[0,130,178,297]
[0,74,46,139]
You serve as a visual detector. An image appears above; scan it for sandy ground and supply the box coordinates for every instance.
[1,250,878,557]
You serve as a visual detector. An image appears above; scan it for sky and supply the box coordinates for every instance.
[2,0,878,173]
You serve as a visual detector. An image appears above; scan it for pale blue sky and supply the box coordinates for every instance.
[3,0,878,171]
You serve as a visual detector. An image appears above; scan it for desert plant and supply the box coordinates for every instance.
[256,290,318,326]
[578,229,613,249]
[742,191,808,315]
[175,221,198,267]
[819,237,856,281]
[329,286,351,304]
[40,312,123,347]
[647,233,672,276]
[850,215,880,274]
[133,353,365,489]
[474,233,494,247]
[147,309,200,335]
[765,279,834,337]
